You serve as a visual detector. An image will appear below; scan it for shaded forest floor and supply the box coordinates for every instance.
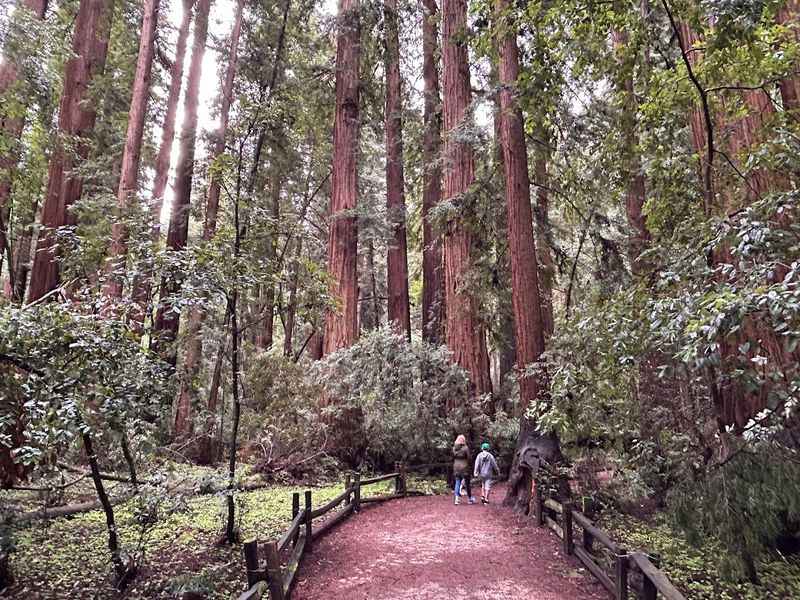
[1,464,444,599]
[2,466,800,599]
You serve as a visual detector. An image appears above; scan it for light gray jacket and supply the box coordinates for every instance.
[474,450,499,480]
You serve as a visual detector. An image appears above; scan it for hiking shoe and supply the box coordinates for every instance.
[454,497,460,505]
[468,497,476,504]
[481,497,488,505]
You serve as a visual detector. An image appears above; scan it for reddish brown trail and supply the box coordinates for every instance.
[293,485,608,599]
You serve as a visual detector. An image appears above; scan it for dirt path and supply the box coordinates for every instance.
[293,485,608,599]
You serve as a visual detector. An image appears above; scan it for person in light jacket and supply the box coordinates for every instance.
[474,442,500,504]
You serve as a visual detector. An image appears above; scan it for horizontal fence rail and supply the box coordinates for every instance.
[238,462,413,600]
[533,489,686,600]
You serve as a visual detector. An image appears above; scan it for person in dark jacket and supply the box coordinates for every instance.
[452,434,476,505]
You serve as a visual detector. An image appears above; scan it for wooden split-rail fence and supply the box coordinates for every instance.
[237,463,420,600]
[236,461,686,600]
[532,488,686,600]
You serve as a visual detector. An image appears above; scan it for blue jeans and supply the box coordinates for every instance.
[454,477,464,498]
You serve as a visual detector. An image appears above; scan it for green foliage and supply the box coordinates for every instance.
[314,327,473,466]
[0,303,170,468]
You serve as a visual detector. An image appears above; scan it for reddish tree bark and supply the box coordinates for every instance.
[0,0,49,291]
[150,0,195,239]
[27,0,115,302]
[383,0,411,341]
[441,0,491,400]
[152,0,212,361]
[130,0,195,330]
[420,0,444,345]
[322,0,361,360]
[611,28,651,274]
[103,0,161,299]
[533,143,555,339]
[494,0,563,512]
[778,1,800,112]
[495,0,546,428]
[172,0,243,440]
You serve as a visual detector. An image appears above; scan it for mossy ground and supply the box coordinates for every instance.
[3,470,444,599]
[601,514,800,599]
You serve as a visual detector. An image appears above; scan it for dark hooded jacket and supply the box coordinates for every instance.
[452,441,470,477]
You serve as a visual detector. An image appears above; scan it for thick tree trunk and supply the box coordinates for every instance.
[27,0,115,302]
[441,0,492,401]
[149,0,195,241]
[384,0,411,341]
[533,142,555,339]
[322,0,361,360]
[129,0,195,330]
[778,1,800,112]
[494,0,556,511]
[152,0,212,362]
[173,0,243,440]
[420,0,444,345]
[492,57,515,400]
[103,0,160,299]
[611,28,650,274]
[0,0,49,290]
[675,15,797,432]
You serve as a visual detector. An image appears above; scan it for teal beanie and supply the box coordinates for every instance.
[481,442,490,451]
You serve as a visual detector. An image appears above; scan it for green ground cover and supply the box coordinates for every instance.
[3,472,445,599]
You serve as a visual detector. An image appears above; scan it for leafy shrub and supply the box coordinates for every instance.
[312,327,475,468]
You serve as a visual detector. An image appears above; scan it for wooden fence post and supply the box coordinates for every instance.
[394,462,401,494]
[344,473,352,504]
[400,462,407,495]
[243,539,260,588]
[533,489,544,527]
[582,521,594,552]
[292,492,300,545]
[641,554,659,600]
[353,472,361,512]
[615,550,629,600]
[563,502,574,555]
[264,540,285,600]
[304,490,313,553]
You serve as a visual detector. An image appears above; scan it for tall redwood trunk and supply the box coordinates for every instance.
[130,0,195,330]
[322,0,361,360]
[495,0,557,511]
[441,0,491,401]
[778,1,800,112]
[0,0,49,290]
[383,0,411,341]
[675,15,796,432]
[611,28,650,273]
[150,0,195,238]
[420,0,444,345]
[152,0,212,361]
[533,142,554,339]
[27,0,115,302]
[491,55,515,399]
[103,0,161,299]
[173,0,243,440]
